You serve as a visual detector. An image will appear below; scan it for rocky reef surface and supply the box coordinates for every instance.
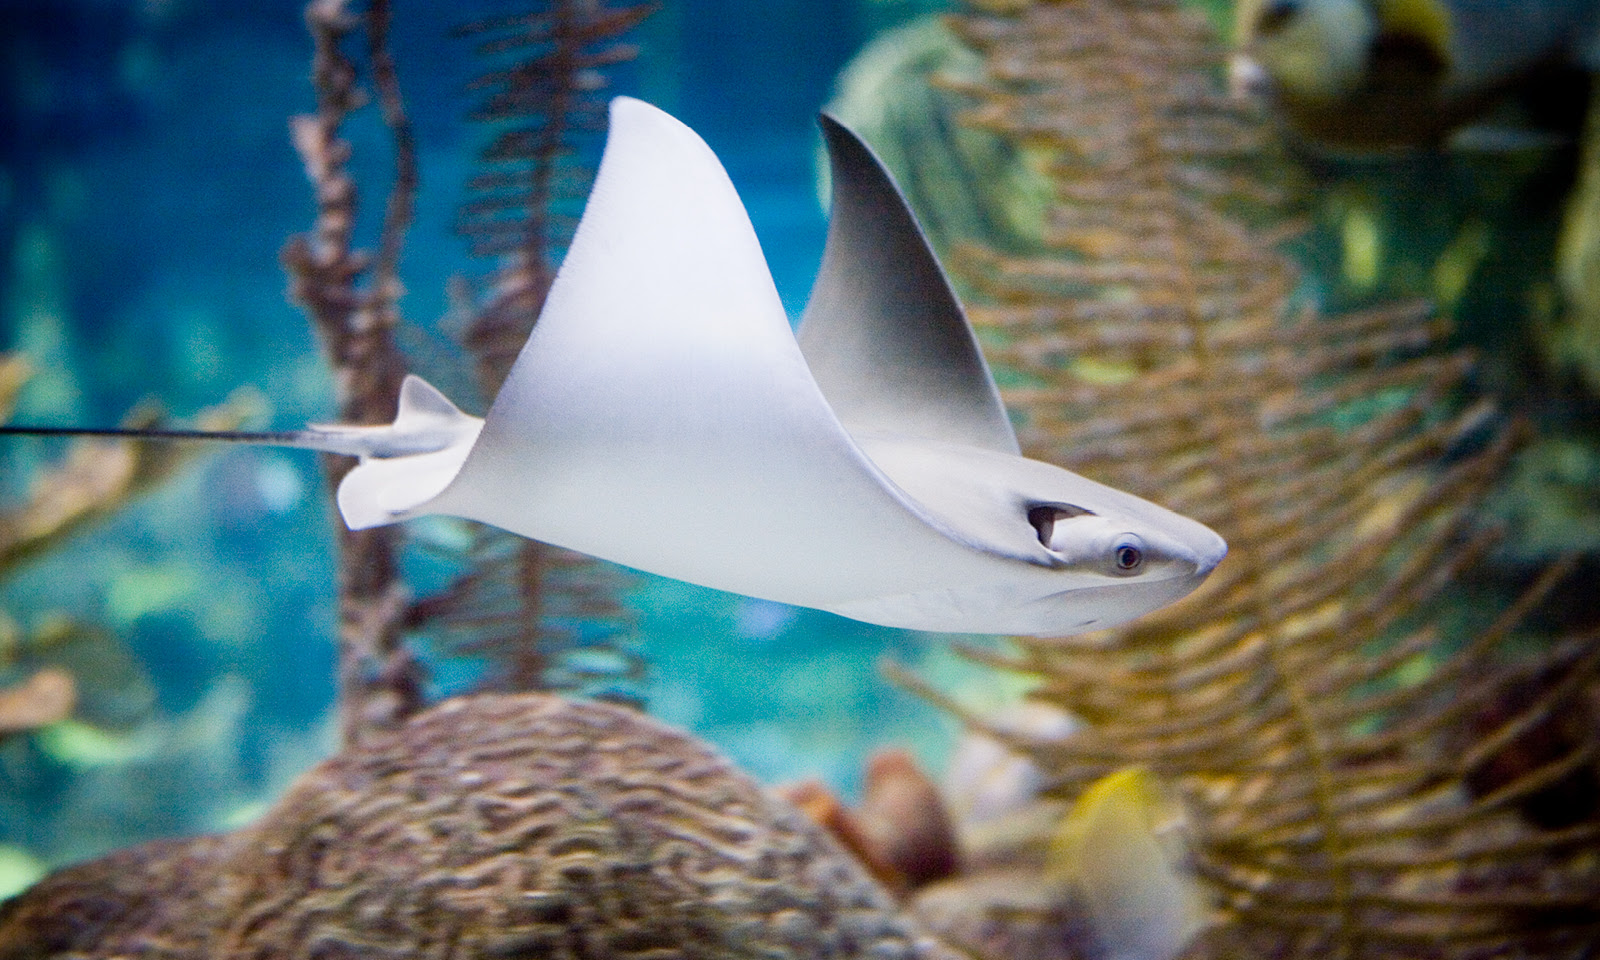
[0,693,967,959]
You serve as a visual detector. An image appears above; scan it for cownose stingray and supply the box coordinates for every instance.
[1,97,1225,636]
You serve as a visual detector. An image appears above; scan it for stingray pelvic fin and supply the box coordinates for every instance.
[334,375,483,529]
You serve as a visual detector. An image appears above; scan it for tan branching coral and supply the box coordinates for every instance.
[280,0,422,746]
[0,667,75,737]
[0,693,971,960]
[280,0,649,739]
[889,0,1600,956]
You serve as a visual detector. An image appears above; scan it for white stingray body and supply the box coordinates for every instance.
[336,97,1225,636]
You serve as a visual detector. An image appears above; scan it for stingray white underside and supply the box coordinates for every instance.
[335,98,1225,636]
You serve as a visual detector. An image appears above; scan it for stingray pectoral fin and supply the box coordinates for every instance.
[798,115,1018,456]
[427,97,986,607]
[333,375,484,530]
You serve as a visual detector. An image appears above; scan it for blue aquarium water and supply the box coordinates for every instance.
[0,0,1016,878]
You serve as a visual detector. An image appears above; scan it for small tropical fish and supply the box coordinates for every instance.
[1,98,1225,637]
[1048,766,1210,960]
[1234,0,1600,149]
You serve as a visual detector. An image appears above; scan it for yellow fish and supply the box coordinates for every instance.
[1048,766,1209,960]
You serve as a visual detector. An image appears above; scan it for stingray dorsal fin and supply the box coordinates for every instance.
[394,374,464,423]
[798,114,1018,456]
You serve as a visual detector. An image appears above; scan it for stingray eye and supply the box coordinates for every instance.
[1112,538,1145,574]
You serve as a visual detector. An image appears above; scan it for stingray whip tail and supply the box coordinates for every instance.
[2,424,304,445]
[0,424,405,458]
[0,374,481,461]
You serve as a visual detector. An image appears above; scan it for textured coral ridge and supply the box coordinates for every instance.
[0,694,965,959]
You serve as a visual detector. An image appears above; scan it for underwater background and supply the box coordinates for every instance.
[2,0,1597,944]
[0,0,1020,883]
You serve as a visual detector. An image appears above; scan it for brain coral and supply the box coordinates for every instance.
[0,693,967,960]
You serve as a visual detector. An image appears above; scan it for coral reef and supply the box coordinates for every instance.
[280,0,425,744]
[0,693,969,960]
[857,749,963,891]
[878,0,1600,956]
[912,871,1093,960]
[14,0,1599,955]
[0,343,272,893]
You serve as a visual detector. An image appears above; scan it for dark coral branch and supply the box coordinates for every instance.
[455,2,652,293]
[282,0,421,746]
[364,0,417,295]
[400,1,650,702]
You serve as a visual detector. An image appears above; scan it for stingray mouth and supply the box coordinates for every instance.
[1026,564,1217,633]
